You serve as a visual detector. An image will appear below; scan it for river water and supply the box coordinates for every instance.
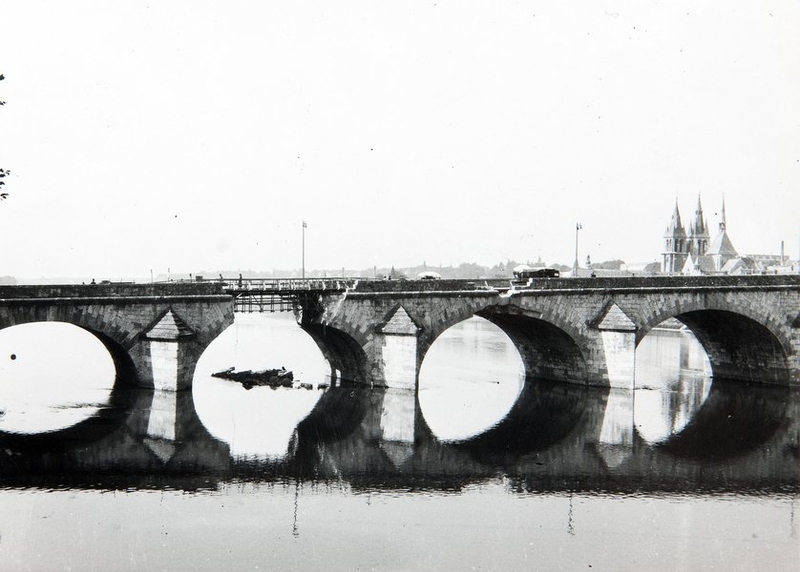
[0,313,797,571]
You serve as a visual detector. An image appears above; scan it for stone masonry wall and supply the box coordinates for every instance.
[313,276,800,387]
[0,284,234,389]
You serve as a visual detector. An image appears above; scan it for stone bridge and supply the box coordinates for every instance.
[296,275,800,389]
[0,283,234,391]
[3,276,799,393]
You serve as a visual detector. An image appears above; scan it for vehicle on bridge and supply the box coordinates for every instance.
[416,271,442,280]
[512,267,560,281]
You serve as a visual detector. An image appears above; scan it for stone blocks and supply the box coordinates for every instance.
[311,276,800,389]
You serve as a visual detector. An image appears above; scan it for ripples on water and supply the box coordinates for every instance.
[0,313,797,571]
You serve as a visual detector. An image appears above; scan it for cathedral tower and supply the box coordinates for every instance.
[662,200,688,273]
[687,194,711,257]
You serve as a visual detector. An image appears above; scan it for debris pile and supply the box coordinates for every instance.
[212,367,294,390]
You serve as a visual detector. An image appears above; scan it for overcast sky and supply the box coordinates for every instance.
[1,1,798,280]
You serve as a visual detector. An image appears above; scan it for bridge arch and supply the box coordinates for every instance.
[411,297,501,357]
[417,316,525,441]
[634,293,794,353]
[0,306,131,343]
[300,322,369,383]
[0,320,144,446]
[412,302,589,386]
[476,306,589,385]
[0,317,141,389]
[634,298,794,384]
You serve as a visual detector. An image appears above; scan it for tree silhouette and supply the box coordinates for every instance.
[0,168,9,200]
[0,73,7,201]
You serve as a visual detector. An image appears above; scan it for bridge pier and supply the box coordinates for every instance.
[793,322,800,384]
[376,307,421,391]
[595,303,638,390]
[131,309,220,391]
[133,340,204,392]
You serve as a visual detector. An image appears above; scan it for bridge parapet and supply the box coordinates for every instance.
[220,277,357,292]
[349,278,508,293]
[346,274,800,294]
[0,282,227,299]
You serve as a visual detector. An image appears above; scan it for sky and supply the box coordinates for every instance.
[1,1,799,281]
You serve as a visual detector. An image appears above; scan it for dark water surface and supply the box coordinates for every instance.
[1,314,797,571]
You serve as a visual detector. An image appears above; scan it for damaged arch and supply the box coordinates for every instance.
[300,322,369,384]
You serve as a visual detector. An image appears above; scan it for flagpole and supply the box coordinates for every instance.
[302,221,306,280]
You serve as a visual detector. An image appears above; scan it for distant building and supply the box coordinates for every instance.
[662,195,793,275]
[662,195,713,273]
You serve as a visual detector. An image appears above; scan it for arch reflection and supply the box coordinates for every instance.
[418,316,524,442]
[655,380,790,461]
[0,322,117,435]
[1,379,796,495]
[192,313,328,460]
[450,380,592,466]
[634,319,712,444]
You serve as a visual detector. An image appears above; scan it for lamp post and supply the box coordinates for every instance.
[573,223,582,276]
[301,220,307,280]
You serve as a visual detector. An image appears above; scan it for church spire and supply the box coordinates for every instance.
[665,199,684,235]
[719,195,727,232]
[662,199,687,273]
[691,193,707,236]
[689,193,710,256]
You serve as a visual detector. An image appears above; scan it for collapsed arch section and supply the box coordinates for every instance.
[477,309,588,385]
[670,310,791,385]
[300,323,369,384]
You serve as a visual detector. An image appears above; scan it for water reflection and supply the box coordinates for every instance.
[418,317,524,441]
[635,320,712,444]
[0,322,116,434]
[194,376,323,460]
[597,389,635,468]
[2,380,796,497]
[450,380,590,466]
[192,313,326,460]
[656,379,791,461]
[0,313,797,498]
[2,313,797,572]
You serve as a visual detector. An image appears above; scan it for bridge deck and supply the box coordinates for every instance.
[4,275,797,311]
[221,274,800,293]
[217,274,800,312]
